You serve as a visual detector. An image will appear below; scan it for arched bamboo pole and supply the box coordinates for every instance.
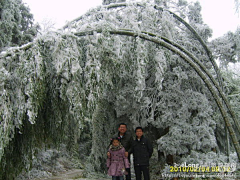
[75,28,240,136]
[63,1,240,155]
[74,29,240,161]
[153,5,223,88]
[63,2,223,89]
[139,30,240,136]
[2,28,238,137]
[1,27,239,161]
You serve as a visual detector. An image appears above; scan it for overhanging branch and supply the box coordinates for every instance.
[73,28,240,161]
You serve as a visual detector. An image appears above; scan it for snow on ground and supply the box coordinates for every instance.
[33,169,110,180]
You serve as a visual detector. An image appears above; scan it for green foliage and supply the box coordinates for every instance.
[0,0,239,178]
[0,0,39,51]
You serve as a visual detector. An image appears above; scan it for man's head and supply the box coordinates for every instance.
[135,127,143,138]
[118,123,127,135]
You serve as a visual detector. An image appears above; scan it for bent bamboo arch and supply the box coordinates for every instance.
[1,2,239,162]
[63,2,220,85]
[73,28,240,161]
[62,1,240,160]
[63,2,240,135]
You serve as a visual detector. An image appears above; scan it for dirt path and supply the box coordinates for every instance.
[36,169,110,180]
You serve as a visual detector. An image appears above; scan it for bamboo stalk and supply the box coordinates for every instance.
[63,2,224,91]
[74,28,240,161]
[75,28,240,136]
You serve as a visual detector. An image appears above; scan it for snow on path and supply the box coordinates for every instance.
[34,169,109,180]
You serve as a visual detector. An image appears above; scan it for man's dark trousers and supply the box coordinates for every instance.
[125,167,131,180]
[134,165,150,180]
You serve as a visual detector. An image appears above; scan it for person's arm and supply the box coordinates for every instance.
[107,142,111,158]
[107,150,111,168]
[107,151,111,158]
[122,148,130,168]
[107,146,111,158]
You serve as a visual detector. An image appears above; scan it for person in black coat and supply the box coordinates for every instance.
[131,127,153,180]
[108,123,133,180]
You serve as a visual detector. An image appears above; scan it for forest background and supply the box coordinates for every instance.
[0,0,240,179]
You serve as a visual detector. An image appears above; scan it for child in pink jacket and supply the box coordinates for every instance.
[107,137,130,180]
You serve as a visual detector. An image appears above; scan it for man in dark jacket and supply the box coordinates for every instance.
[131,127,153,180]
[108,123,133,180]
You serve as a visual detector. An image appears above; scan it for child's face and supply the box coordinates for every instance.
[112,139,120,146]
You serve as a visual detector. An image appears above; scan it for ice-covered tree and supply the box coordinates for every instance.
[210,29,240,69]
[0,0,39,51]
[0,0,239,179]
[209,26,240,154]
[235,0,240,13]
[102,0,126,5]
